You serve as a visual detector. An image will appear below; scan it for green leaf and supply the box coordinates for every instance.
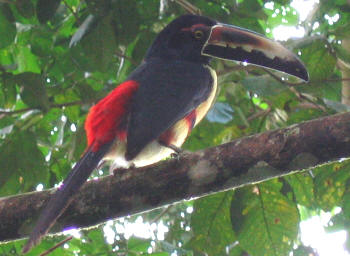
[2,74,17,108]
[15,72,50,111]
[111,0,140,45]
[187,191,235,255]
[79,15,117,72]
[284,173,315,208]
[314,160,350,211]
[0,7,16,49]
[128,237,151,253]
[0,48,15,66]
[0,130,48,196]
[231,180,299,256]
[75,228,113,255]
[300,39,337,81]
[15,0,35,19]
[334,43,350,63]
[343,184,350,220]
[265,3,299,28]
[14,45,41,73]
[36,0,61,24]
[242,75,288,97]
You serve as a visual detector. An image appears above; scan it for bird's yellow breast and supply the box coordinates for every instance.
[193,65,218,127]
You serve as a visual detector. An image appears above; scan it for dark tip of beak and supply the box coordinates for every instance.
[203,24,309,82]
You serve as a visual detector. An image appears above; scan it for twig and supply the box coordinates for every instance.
[150,205,174,223]
[39,236,73,256]
[263,68,305,86]
[51,100,83,109]
[0,101,83,116]
[62,0,80,22]
[174,0,201,15]
[0,107,32,116]
[115,50,138,66]
[247,108,271,122]
[263,68,327,112]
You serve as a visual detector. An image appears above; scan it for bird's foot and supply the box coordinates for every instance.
[167,144,183,155]
[161,143,191,159]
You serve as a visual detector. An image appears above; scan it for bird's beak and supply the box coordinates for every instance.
[202,24,309,81]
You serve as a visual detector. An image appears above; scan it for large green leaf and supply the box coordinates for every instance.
[0,130,48,196]
[14,45,41,73]
[300,39,337,81]
[80,15,117,72]
[284,173,315,208]
[1,73,17,108]
[187,191,235,255]
[314,160,350,211]
[0,6,16,49]
[231,180,299,256]
[15,72,50,111]
[241,75,289,98]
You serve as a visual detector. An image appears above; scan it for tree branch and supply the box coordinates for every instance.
[174,0,202,15]
[1,112,350,243]
[0,101,83,116]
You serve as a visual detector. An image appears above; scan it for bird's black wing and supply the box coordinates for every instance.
[125,59,214,160]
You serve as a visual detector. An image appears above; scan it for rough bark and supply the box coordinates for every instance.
[1,112,350,243]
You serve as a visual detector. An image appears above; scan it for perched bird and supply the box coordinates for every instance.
[23,14,308,253]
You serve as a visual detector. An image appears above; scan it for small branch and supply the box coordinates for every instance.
[39,236,73,256]
[263,68,304,86]
[0,107,33,116]
[50,100,83,109]
[0,101,83,116]
[62,0,80,22]
[150,205,174,223]
[263,68,327,112]
[1,112,350,243]
[247,108,271,122]
[174,0,202,15]
[115,50,138,66]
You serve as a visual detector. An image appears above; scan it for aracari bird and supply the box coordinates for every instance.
[23,14,308,253]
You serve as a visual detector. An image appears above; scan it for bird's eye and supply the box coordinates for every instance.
[194,30,204,40]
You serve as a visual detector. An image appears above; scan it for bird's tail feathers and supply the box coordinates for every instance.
[22,142,112,253]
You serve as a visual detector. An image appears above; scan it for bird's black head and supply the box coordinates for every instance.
[145,15,216,64]
[146,14,309,81]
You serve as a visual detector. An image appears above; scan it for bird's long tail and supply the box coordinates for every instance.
[22,142,112,253]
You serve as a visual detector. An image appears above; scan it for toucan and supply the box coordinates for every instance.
[23,14,308,253]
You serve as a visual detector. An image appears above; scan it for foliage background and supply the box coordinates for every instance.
[1,0,350,255]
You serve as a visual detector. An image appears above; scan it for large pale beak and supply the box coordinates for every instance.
[202,24,309,81]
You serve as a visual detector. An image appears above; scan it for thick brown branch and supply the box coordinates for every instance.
[1,112,350,243]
